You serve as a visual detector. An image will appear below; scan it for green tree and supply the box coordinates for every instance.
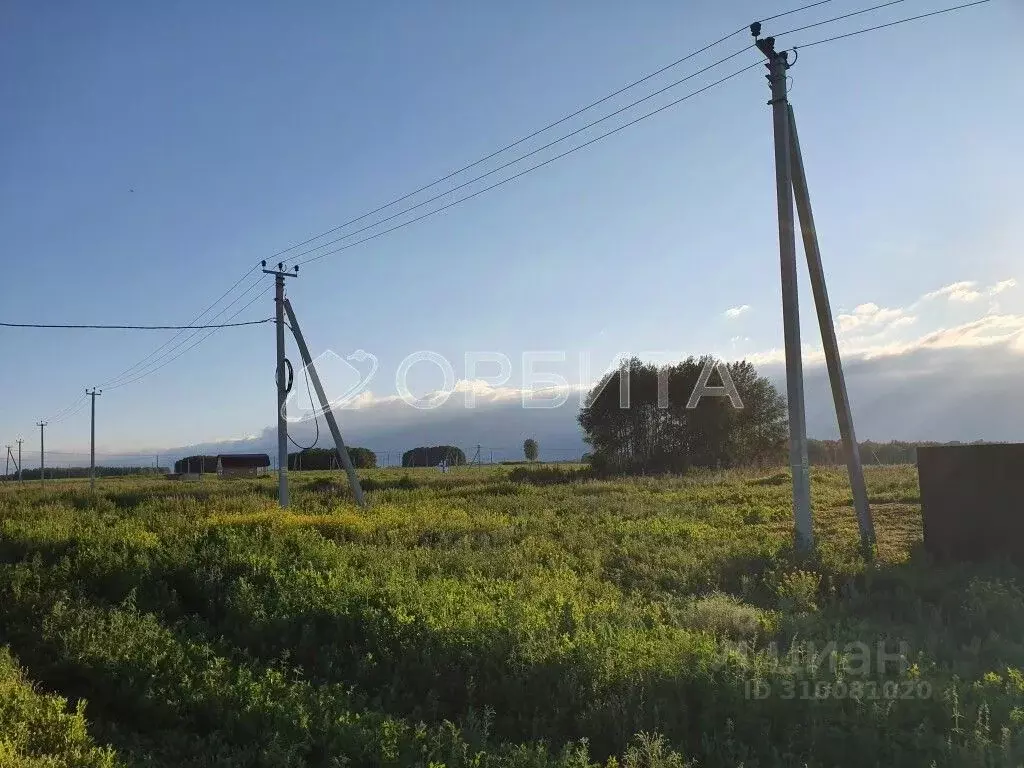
[523,438,539,462]
[578,356,786,475]
[401,446,466,467]
[287,447,377,470]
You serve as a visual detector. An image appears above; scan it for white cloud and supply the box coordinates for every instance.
[922,280,982,303]
[990,278,1017,296]
[919,278,1016,305]
[746,313,1024,367]
[724,305,750,319]
[835,302,915,335]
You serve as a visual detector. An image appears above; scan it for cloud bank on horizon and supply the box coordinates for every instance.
[54,277,1022,462]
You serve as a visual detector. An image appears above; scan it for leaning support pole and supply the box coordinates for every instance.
[282,298,367,508]
[788,104,876,557]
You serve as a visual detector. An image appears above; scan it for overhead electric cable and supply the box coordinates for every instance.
[1,318,272,330]
[296,60,764,267]
[783,0,991,47]
[97,261,262,388]
[261,0,837,261]
[100,275,268,389]
[104,285,274,391]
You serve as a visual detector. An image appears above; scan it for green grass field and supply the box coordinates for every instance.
[1,465,1023,767]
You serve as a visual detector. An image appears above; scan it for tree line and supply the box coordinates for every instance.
[576,355,999,476]
[808,438,996,466]
[3,466,165,481]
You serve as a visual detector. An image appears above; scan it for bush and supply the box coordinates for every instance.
[508,465,591,486]
[288,447,377,470]
[402,446,466,467]
[677,592,768,638]
[0,647,120,767]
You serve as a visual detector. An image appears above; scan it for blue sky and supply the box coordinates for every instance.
[1,0,1021,460]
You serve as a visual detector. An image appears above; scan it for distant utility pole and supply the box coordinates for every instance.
[36,422,46,487]
[17,438,23,483]
[751,24,875,557]
[86,388,102,491]
[4,446,10,480]
[262,261,299,508]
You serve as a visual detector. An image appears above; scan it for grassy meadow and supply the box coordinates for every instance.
[1,464,1023,767]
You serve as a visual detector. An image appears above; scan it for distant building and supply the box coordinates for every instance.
[173,455,216,481]
[216,453,270,479]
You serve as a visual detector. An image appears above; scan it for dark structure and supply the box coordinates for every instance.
[402,446,466,468]
[174,455,219,474]
[216,453,271,479]
[287,447,376,470]
[917,444,1024,561]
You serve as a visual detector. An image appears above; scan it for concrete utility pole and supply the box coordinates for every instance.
[86,388,102,491]
[36,422,47,487]
[5,446,10,480]
[787,104,876,556]
[751,24,876,558]
[752,26,813,552]
[262,261,298,508]
[17,439,23,483]
[283,296,367,507]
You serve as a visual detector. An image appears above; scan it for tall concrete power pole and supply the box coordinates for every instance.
[751,24,876,558]
[86,388,102,491]
[753,28,813,552]
[36,422,47,487]
[262,261,298,508]
[16,438,23,483]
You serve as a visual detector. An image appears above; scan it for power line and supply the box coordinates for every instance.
[9,0,867,414]
[1,318,272,330]
[261,0,837,263]
[287,365,321,452]
[51,398,90,425]
[44,394,88,425]
[288,47,754,264]
[773,0,910,37]
[33,39,761,418]
[292,0,992,268]
[22,0,988,420]
[97,262,262,389]
[100,276,268,389]
[296,60,764,267]
[277,0,941,268]
[787,0,992,48]
[104,284,274,391]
